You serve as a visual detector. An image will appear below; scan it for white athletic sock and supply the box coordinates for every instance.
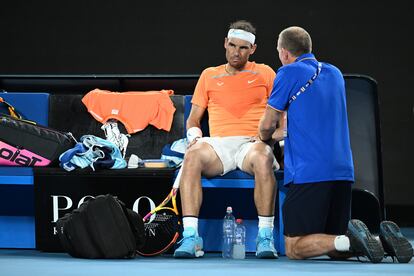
[258,215,274,230]
[183,216,199,235]
[334,235,350,252]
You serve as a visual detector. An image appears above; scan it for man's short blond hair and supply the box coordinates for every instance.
[278,26,312,57]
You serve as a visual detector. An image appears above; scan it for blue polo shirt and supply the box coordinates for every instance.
[268,53,354,185]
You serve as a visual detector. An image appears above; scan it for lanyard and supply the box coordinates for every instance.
[284,60,322,138]
[287,62,322,106]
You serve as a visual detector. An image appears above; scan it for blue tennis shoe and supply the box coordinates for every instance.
[380,220,413,263]
[173,227,204,258]
[256,228,278,259]
[347,219,384,263]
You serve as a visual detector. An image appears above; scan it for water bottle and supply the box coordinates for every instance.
[232,219,246,259]
[222,206,235,258]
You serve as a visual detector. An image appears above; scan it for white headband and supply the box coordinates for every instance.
[227,29,256,45]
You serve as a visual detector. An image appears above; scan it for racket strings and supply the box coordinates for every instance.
[138,187,181,256]
[138,208,180,256]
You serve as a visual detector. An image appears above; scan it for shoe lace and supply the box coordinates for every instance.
[258,235,273,248]
[176,235,195,246]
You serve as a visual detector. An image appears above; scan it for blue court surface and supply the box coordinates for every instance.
[1,228,413,276]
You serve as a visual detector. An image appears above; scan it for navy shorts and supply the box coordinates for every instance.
[282,181,352,237]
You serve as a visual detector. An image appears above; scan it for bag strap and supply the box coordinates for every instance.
[287,62,322,107]
[283,62,322,139]
[0,97,24,119]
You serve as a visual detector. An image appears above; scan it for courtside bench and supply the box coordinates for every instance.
[0,91,286,253]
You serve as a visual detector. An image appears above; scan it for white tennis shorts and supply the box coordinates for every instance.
[198,136,280,175]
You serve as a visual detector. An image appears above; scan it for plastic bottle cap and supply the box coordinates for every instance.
[226,206,232,212]
[236,219,243,224]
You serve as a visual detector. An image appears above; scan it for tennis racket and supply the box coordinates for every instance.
[137,166,182,256]
[0,97,36,124]
[0,97,23,119]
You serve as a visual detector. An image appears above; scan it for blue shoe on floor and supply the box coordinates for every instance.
[173,227,204,258]
[347,219,384,263]
[380,220,413,263]
[256,228,278,259]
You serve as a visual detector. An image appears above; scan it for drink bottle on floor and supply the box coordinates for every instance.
[222,206,235,258]
[232,219,246,259]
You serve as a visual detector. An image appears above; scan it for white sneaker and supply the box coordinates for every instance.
[101,120,129,158]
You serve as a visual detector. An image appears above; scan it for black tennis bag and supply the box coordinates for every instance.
[0,97,75,166]
[56,194,146,259]
[0,115,75,166]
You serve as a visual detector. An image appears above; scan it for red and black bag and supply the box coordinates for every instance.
[0,97,75,167]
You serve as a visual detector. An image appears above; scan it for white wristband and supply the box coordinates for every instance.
[187,127,203,143]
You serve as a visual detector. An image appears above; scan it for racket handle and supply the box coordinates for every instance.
[173,166,183,189]
[142,166,182,222]
[143,213,151,221]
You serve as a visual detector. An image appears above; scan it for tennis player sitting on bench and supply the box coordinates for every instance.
[173,20,283,259]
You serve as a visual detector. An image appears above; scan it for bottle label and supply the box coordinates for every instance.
[235,234,242,244]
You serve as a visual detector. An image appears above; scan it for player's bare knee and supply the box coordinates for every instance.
[285,237,304,260]
[184,146,203,162]
[285,246,304,260]
[251,151,274,172]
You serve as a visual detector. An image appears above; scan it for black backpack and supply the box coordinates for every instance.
[56,194,145,259]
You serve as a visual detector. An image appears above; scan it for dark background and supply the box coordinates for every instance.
[1,1,413,222]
